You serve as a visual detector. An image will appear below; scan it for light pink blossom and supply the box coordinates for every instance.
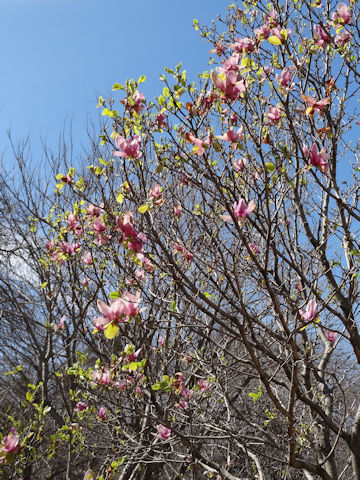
[299,299,318,321]
[113,135,142,159]
[98,406,107,420]
[221,198,255,226]
[156,424,171,440]
[210,70,246,100]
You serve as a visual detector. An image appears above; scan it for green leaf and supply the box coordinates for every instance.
[268,35,282,45]
[138,75,146,84]
[112,83,123,91]
[138,204,149,214]
[104,323,119,339]
[109,292,120,299]
[116,192,124,204]
[26,391,34,402]
[265,162,276,172]
[41,282,48,289]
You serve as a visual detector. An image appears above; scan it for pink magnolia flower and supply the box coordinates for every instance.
[113,135,142,159]
[75,402,88,412]
[67,214,83,235]
[98,406,107,420]
[91,368,112,386]
[149,184,164,205]
[210,70,246,100]
[266,106,282,125]
[233,157,247,171]
[54,315,66,333]
[83,252,93,265]
[270,27,291,44]
[314,25,331,48]
[249,243,260,255]
[185,132,211,156]
[173,204,182,217]
[86,203,103,218]
[332,3,351,26]
[217,54,240,74]
[95,291,141,328]
[158,336,165,347]
[326,330,337,343]
[124,90,145,115]
[155,112,168,129]
[173,242,194,263]
[231,36,256,53]
[254,25,271,40]
[302,95,330,116]
[2,432,20,454]
[299,299,318,321]
[304,144,329,173]
[221,198,255,226]
[217,126,244,149]
[80,276,91,287]
[335,32,351,46]
[156,424,171,440]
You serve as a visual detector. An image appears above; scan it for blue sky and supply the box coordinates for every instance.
[0,0,222,162]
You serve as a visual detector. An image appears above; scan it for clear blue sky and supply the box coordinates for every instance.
[0,0,223,162]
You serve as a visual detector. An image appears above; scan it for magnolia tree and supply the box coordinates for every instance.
[2,0,360,479]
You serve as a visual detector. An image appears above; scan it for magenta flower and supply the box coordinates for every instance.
[217,53,240,74]
[210,70,246,100]
[299,299,318,321]
[304,144,329,173]
[217,127,244,149]
[266,106,282,125]
[98,406,107,420]
[250,243,260,255]
[173,204,182,217]
[326,330,337,343]
[233,158,247,172]
[231,36,256,53]
[314,25,331,48]
[335,32,351,46]
[156,424,171,440]
[332,3,351,26]
[149,184,164,205]
[155,112,168,129]
[75,402,88,412]
[86,203,103,218]
[302,95,330,116]
[221,198,255,226]
[185,133,211,155]
[124,90,145,115]
[83,252,93,265]
[113,134,142,159]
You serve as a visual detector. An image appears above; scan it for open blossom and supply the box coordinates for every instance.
[233,158,247,172]
[331,3,351,26]
[299,299,318,321]
[221,198,255,226]
[314,25,331,47]
[113,134,142,159]
[0,430,21,463]
[155,112,168,129]
[185,132,211,155]
[75,402,88,412]
[123,90,145,115]
[250,243,260,255]
[266,106,282,125]
[231,36,256,53]
[303,144,329,173]
[98,406,107,420]
[83,251,93,265]
[173,204,182,217]
[302,95,330,116]
[94,291,141,329]
[217,126,244,149]
[149,184,164,205]
[210,70,246,100]
[156,424,171,440]
[335,32,351,46]
[217,53,240,74]
[276,68,295,94]
[86,203,103,218]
